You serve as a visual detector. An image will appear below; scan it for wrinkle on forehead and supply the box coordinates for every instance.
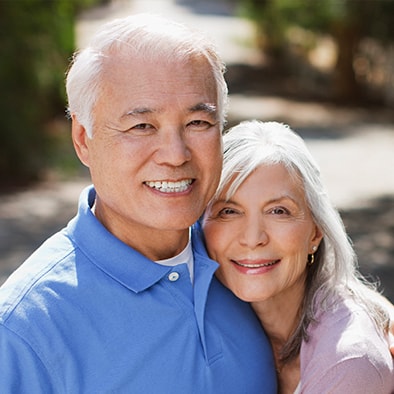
[93,52,219,126]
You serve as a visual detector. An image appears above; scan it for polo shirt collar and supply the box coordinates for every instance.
[67,186,174,293]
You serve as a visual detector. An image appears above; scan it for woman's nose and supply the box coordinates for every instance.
[239,218,269,249]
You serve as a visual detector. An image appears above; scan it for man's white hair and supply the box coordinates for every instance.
[66,13,228,137]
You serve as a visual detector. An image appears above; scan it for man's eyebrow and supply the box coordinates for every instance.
[121,103,217,119]
[188,103,217,115]
[122,107,155,118]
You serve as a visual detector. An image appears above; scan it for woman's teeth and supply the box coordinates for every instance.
[234,260,279,268]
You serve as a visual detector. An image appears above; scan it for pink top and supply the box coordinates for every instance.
[297,294,394,393]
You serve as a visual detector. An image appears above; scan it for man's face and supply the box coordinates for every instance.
[73,54,222,259]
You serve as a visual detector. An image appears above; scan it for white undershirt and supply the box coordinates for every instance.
[155,229,194,283]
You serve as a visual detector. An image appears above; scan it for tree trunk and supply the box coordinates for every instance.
[331,23,361,102]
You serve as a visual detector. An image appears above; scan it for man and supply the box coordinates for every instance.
[0,14,277,392]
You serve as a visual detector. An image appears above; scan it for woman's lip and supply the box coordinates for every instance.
[230,259,280,275]
[233,259,280,268]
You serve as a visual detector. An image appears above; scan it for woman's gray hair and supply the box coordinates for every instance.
[66,13,228,137]
[212,120,388,363]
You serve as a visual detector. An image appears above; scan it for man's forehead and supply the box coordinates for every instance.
[102,55,215,88]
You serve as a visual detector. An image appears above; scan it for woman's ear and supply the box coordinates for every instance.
[310,225,324,252]
[71,115,90,168]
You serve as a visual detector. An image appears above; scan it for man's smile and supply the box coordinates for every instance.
[144,179,193,193]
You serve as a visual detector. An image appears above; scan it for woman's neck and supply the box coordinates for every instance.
[252,296,301,361]
[251,279,305,347]
[251,278,306,393]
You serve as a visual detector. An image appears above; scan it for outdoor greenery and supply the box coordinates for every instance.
[238,0,394,102]
[0,0,103,189]
[2,0,394,187]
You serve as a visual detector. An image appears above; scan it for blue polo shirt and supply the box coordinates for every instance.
[0,186,276,393]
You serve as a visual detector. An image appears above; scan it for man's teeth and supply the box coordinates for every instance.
[145,179,192,193]
[235,260,278,268]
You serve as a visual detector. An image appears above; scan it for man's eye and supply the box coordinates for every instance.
[132,123,153,130]
[123,123,156,134]
[188,120,212,128]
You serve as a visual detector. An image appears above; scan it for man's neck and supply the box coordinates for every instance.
[92,198,190,261]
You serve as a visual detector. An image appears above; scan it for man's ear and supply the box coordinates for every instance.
[71,115,90,168]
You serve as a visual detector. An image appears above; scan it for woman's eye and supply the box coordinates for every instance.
[269,207,289,215]
[218,207,237,217]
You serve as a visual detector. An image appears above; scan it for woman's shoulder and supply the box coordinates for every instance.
[307,294,386,356]
[299,294,394,393]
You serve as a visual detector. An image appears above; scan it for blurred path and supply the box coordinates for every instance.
[1,0,393,299]
[76,0,261,64]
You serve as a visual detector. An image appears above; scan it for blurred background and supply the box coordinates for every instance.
[0,0,393,301]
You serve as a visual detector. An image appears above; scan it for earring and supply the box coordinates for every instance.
[308,245,318,266]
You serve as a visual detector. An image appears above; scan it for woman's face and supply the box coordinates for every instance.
[203,163,322,303]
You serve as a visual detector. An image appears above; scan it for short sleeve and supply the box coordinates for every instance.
[300,356,393,393]
[0,325,56,393]
[299,298,394,394]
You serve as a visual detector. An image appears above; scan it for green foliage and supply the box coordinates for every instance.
[241,0,394,39]
[240,0,332,52]
[239,0,394,101]
[0,0,102,188]
[241,0,394,51]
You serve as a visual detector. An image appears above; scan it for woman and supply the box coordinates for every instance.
[202,120,394,393]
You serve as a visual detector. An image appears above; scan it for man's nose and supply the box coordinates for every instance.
[154,128,192,166]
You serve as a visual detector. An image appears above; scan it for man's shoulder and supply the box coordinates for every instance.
[0,230,77,326]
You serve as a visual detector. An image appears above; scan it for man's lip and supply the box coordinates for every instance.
[232,259,280,268]
[144,179,194,193]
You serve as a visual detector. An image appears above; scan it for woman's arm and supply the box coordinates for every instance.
[300,356,393,394]
[300,298,394,393]
[366,289,394,355]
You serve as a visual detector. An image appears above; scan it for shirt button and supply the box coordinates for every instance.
[168,272,180,282]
